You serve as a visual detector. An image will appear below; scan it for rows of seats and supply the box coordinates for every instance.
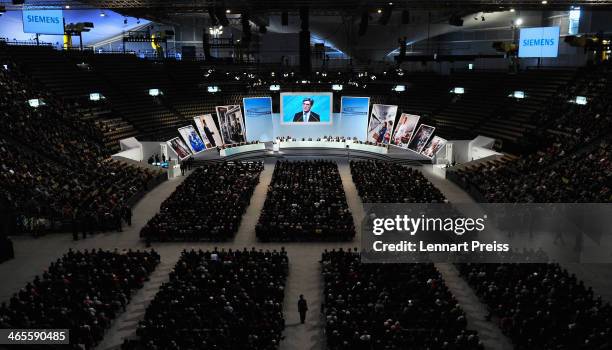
[125,248,288,350]
[322,249,482,349]
[256,160,355,241]
[141,162,263,241]
[0,58,163,234]
[350,160,446,203]
[458,263,612,349]
[0,249,160,350]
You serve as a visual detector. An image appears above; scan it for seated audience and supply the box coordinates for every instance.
[256,160,355,241]
[350,160,446,203]
[0,249,159,349]
[141,162,263,241]
[129,248,288,350]
[458,263,612,349]
[323,249,482,350]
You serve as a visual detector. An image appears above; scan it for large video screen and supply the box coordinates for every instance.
[216,105,247,144]
[178,125,206,154]
[194,114,222,148]
[366,104,398,144]
[243,97,274,142]
[391,113,420,148]
[519,26,560,58]
[280,92,332,124]
[421,136,447,158]
[407,124,435,153]
[166,137,192,160]
[22,9,64,35]
[340,96,369,140]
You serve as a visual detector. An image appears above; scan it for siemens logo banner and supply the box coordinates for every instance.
[22,9,64,35]
[519,26,560,58]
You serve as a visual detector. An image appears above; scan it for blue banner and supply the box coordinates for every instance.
[22,9,64,35]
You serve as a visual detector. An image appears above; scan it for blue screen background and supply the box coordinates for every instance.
[281,94,332,123]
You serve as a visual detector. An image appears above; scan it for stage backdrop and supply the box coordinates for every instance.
[216,105,247,144]
[243,97,274,142]
[366,104,398,144]
[339,96,370,141]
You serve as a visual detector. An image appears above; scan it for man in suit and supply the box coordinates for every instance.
[293,98,320,122]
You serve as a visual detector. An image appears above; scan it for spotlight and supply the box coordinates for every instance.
[514,18,523,26]
[332,84,343,91]
[377,9,382,14]
[226,9,231,13]
[510,8,515,12]
[392,85,406,92]
[542,0,548,4]
[269,84,280,91]
[100,11,106,17]
[65,5,70,9]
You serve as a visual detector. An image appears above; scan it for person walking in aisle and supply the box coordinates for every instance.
[298,294,308,324]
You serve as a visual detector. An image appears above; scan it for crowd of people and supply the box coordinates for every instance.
[0,59,163,235]
[141,162,263,241]
[350,160,446,203]
[256,160,355,241]
[458,263,612,349]
[452,65,611,203]
[126,248,288,350]
[322,249,483,349]
[0,248,160,349]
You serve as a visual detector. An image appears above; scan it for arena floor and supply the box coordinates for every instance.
[1,158,610,350]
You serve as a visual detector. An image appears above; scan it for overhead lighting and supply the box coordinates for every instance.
[392,85,406,92]
[575,96,587,105]
[27,99,43,108]
[510,8,515,12]
[65,5,70,9]
[89,93,104,101]
[541,0,548,4]
[377,9,382,14]
[269,84,281,91]
[468,63,474,70]
[332,84,343,91]
[451,87,465,94]
[514,18,523,26]
[207,86,220,93]
[148,88,161,96]
[100,11,106,17]
[226,9,231,13]
[511,91,525,99]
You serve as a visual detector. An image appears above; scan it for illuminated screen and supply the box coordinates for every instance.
[22,9,64,35]
[243,97,274,142]
[166,137,192,160]
[518,26,560,58]
[280,92,332,124]
[216,105,247,144]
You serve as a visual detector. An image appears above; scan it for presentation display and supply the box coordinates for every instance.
[178,125,206,154]
[243,97,274,142]
[340,96,370,140]
[194,114,222,148]
[166,137,191,160]
[518,26,560,58]
[408,124,436,153]
[22,9,65,35]
[216,105,247,144]
[280,92,332,124]
[391,114,420,148]
[421,136,447,158]
[366,104,398,144]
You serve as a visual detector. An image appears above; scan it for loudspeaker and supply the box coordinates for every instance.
[401,10,410,24]
[299,30,311,74]
[281,12,288,26]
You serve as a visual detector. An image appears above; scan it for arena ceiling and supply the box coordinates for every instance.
[3,0,612,12]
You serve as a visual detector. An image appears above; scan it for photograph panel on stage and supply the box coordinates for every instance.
[194,114,223,148]
[166,137,192,160]
[407,124,436,154]
[178,125,206,154]
[280,92,333,124]
[420,136,447,158]
[216,105,247,144]
[391,113,420,148]
[340,96,370,140]
[243,97,274,142]
[366,104,398,144]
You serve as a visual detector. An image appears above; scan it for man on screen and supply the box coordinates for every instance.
[293,98,320,122]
